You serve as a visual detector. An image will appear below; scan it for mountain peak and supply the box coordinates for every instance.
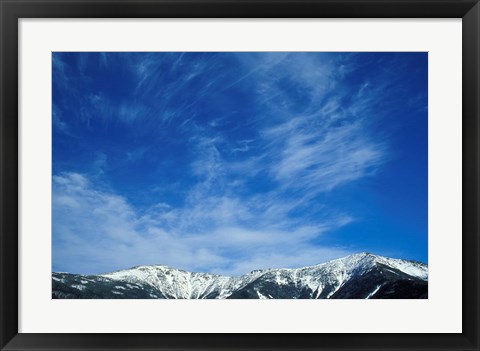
[53,253,428,299]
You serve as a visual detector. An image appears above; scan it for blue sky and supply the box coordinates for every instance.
[52,52,428,275]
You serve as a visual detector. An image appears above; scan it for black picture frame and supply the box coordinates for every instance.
[1,0,479,350]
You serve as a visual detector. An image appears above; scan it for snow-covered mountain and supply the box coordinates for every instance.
[52,252,428,299]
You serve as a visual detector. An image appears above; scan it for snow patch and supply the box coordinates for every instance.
[72,284,86,291]
[366,285,382,299]
[256,291,268,299]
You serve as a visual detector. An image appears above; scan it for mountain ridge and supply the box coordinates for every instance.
[52,252,428,299]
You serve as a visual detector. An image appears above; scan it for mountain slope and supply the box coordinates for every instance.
[52,253,428,299]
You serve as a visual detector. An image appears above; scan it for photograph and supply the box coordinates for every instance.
[51,51,428,299]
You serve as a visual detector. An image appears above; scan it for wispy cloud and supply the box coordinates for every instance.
[52,104,68,132]
[264,117,386,194]
[52,54,69,87]
[53,173,352,275]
